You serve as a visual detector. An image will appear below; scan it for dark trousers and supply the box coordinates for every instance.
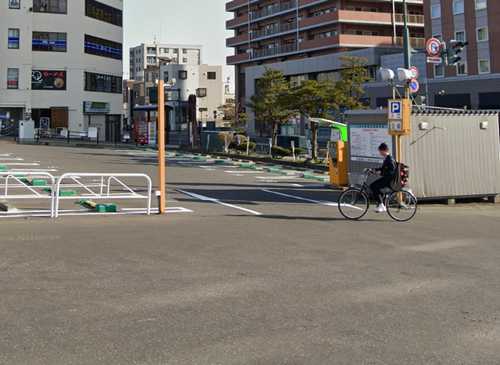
[370,176,392,205]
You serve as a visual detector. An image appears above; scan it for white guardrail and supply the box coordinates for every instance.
[53,173,152,218]
[0,172,56,217]
[0,172,152,218]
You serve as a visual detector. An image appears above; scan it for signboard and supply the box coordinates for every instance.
[0,112,10,121]
[88,127,98,139]
[388,99,411,136]
[426,38,442,57]
[409,79,420,94]
[32,70,66,90]
[427,56,442,64]
[388,100,402,120]
[350,124,391,162]
[83,101,110,114]
[409,66,419,79]
[40,117,50,129]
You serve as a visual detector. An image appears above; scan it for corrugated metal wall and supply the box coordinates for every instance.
[404,112,500,198]
[346,110,500,199]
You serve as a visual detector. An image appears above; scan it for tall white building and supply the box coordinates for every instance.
[129,43,202,81]
[0,0,124,141]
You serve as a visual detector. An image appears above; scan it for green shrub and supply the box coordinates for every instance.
[271,146,291,158]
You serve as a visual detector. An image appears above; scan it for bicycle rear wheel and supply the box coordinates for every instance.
[338,188,369,220]
[386,190,418,222]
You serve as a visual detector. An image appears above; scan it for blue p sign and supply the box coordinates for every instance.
[391,102,401,114]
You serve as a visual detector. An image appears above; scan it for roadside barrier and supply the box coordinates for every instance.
[0,172,56,217]
[53,173,152,218]
[0,171,152,218]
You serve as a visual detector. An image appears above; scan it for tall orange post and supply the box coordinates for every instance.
[157,80,166,214]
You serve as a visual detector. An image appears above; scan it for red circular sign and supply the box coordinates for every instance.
[409,78,420,94]
[426,38,442,57]
[409,66,419,79]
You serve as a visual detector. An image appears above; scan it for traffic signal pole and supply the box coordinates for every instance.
[398,0,411,164]
[157,80,166,214]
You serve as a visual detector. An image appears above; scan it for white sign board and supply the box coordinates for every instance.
[388,100,403,120]
[350,124,391,162]
[88,127,98,139]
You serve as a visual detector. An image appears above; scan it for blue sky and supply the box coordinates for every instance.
[124,0,234,85]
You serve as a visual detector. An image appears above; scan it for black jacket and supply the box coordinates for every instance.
[377,155,397,178]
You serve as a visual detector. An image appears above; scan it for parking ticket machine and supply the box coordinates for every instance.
[328,140,348,187]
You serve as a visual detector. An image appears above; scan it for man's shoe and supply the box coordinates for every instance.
[374,204,387,213]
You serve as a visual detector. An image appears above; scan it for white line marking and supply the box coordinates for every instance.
[224,170,262,174]
[0,207,193,218]
[0,157,24,161]
[0,154,12,157]
[1,163,40,166]
[261,189,363,211]
[177,189,262,216]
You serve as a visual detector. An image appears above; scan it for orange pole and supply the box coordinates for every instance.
[157,80,166,214]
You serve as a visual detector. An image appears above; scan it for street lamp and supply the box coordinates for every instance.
[156,78,176,214]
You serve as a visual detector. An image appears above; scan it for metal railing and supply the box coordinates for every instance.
[250,0,297,21]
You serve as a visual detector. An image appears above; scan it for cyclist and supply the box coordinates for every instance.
[369,143,396,213]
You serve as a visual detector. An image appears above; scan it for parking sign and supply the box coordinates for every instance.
[388,100,402,120]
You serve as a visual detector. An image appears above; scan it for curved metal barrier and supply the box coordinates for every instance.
[0,172,56,217]
[53,173,152,218]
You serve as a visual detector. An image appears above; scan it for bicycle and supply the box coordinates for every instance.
[338,170,418,222]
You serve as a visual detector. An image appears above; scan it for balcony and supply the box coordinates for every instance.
[396,36,425,48]
[252,42,298,59]
[251,21,297,40]
[227,52,251,65]
[227,33,250,47]
[226,0,247,11]
[249,0,297,21]
[226,13,249,29]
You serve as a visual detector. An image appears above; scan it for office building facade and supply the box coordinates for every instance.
[0,0,124,141]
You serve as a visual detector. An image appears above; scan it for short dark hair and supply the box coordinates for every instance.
[378,143,389,152]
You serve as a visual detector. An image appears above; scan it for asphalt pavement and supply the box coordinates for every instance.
[1,140,500,365]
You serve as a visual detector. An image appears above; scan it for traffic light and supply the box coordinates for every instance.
[446,39,468,66]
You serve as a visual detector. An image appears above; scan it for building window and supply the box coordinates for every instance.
[163,72,168,82]
[7,68,19,89]
[9,0,20,9]
[431,4,441,19]
[434,64,444,78]
[456,62,467,75]
[32,31,67,52]
[33,0,67,14]
[477,27,488,42]
[84,34,122,60]
[196,88,207,97]
[85,0,122,27]
[207,71,217,80]
[182,58,188,63]
[478,59,490,74]
[84,72,122,93]
[453,0,464,14]
[8,28,20,49]
[475,0,487,10]
[178,70,187,80]
[455,30,465,42]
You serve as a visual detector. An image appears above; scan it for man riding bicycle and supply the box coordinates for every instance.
[369,143,396,213]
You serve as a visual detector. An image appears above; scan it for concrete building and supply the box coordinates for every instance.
[423,0,500,109]
[0,0,124,141]
[226,0,425,124]
[129,43,202,81]
[160,63,225,125]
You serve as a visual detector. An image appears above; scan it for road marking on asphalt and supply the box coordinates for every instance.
[261,189,336,206]
[199,165,216,170]
[177,189,263,216]
[0,154,12,157]
[0,157,24,161]
[1,162,40,166]
[261,189,362,211]
[8,168,58,172]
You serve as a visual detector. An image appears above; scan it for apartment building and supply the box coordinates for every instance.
[0,0,124,141]
[424,0,500,109]
[226,0,425,134]
[129,43,202,81]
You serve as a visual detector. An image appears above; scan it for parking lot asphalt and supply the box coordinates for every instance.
[1,140,500,365]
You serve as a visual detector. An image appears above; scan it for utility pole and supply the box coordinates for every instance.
[398,0,411,164]
[157,80,166,214]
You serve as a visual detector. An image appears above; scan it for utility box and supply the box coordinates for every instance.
[18,120,35,143]
[345,109,500,200]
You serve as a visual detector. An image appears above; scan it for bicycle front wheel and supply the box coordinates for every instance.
[338,188,369,220]
[386,190,418,222]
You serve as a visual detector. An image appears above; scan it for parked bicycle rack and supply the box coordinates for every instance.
[53,173,152,218]
[0,172,56,217]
